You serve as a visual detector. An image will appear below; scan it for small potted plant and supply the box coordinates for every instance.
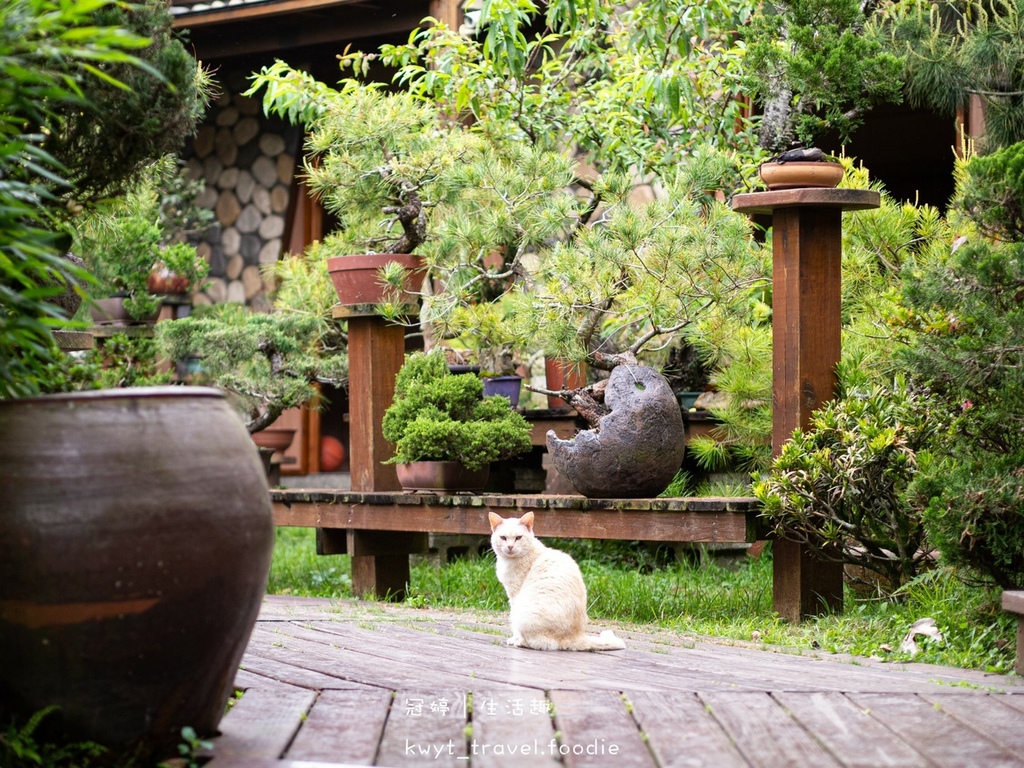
[740,0,904,187]
[381,349,533,492]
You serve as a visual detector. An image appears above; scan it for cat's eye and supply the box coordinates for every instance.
[500,536,507,541]
[515,536,522,541]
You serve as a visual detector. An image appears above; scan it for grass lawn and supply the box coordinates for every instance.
[268,526,1018,674]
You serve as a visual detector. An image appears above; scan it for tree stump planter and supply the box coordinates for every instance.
[0,387,274,752]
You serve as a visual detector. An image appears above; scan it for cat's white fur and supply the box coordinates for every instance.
[488,511,625,652]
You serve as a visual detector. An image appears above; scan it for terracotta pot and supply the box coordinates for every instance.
[544,358,587,409]
[482,375,522,407]
[326,254,426,307]
[251,426,297,454]
[395,461,490,492]
[758,161,844,190]
[0,387,274,751]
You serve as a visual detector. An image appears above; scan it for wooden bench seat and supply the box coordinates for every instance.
[270,490,762,599]
[1002,590,1024,675]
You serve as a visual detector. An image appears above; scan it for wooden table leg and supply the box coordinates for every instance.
[348,530,429,600]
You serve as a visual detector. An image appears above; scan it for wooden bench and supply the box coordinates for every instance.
[271,490,762,599]
[1002,590,1024,675]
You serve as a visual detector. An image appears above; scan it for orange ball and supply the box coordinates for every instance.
[319,436,346,472]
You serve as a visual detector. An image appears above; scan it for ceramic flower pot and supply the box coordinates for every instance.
[482,375,522,407]
[326,254,426,307]
[758,161,845,190]
[0,387,274,751]
[395,461,490,493]
[251,426,297,454]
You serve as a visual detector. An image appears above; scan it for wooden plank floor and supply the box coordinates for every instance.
[207,596,1024,768]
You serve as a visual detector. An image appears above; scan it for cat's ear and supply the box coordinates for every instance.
[519,511,535,532]
[488,512,503,531]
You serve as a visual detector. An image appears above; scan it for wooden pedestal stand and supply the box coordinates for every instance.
[732,187,880,622]
[316,305,427,600]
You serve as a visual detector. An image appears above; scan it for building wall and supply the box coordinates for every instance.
[183,67,303,310]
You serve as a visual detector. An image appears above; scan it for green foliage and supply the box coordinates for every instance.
[381,350,533,470]
[515,158,768,369]
[360,0,760,177]
[47,0,213,206]
[0,707,106,768]
[164,726,213,768]
[742,0,904,151]
[0,0,143,397]
[895,156,1024,587]
[915,458,1024,589]
[873,0,1024,152]
[40,334,171,394]
[755,380,951,592]
[955,141,1024,240]
[74,158,209,321]
[0,0,208,398]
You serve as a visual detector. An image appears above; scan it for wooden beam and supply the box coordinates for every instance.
[271,492,760,544]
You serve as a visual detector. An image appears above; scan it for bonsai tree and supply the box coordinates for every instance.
[74,156,210,322]
[156,249,347,433]
[741,0,905,153]
[382,350,533,471]
[517,155,768,376]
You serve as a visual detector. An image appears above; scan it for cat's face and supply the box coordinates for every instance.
[488,512,535,559]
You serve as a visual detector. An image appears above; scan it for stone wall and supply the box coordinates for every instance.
[183,69,302,311]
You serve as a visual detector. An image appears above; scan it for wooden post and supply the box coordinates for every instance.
[732,188,879,622]
[329,307,425,599]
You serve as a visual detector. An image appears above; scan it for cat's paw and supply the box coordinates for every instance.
[507,634,524,647]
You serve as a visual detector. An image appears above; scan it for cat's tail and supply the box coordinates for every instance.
[580,629,626,651]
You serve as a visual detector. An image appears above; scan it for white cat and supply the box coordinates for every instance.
[488,511,625,652]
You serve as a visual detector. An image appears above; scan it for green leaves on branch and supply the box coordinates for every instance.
[755,380,951,593]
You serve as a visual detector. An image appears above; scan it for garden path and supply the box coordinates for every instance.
[206,595,1024,767]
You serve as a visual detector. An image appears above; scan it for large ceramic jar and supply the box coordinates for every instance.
[0,387,274,751]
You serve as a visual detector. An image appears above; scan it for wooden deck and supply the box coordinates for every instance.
[207,595,1024,767]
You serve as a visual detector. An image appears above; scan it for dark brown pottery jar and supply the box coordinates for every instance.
[0,387,274,751]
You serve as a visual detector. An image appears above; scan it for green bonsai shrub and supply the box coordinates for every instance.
[742,0,904,152]
[382,350,532,471]
[754,380,950,593]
